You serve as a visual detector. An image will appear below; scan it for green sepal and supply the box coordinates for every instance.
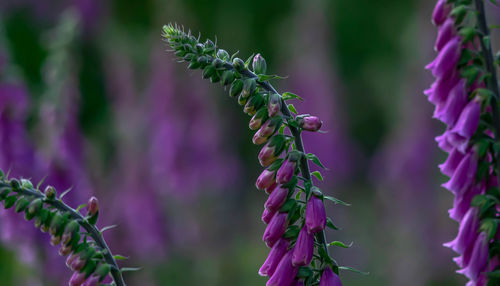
[15,197,30,213]
[241,78,257,98]
[221,70,235,86]
[216,49,230,61]
[4,195,17,209]
[283,225,300,239]
[238,94,248,106]
[202,65,215,79]
[268,158,284,172]
[229,79,244,97]
[280,198,297,213]
[244,93,265,115]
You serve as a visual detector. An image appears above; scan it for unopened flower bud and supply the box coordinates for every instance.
[298,116,322,132]
[265,186,288,212]
[210,72,221,83]
[276,151,300,184]
[202,65,216,79]
[88,197,99,217]
[221,70,235,86]
[69,271,87,286]
[253,129,269,145]
[27,198,43,218]
[238,93,248,106]
[204,39,215,53]
[94,263,111,280]
[241,78,257,98]
[263,212,288,247]
[291,226,314,266]
[258,135,287,167]
[319,267,342,286]
[50,213,67,236]
[82,276,100,286]
[232,57,246,72]
[197,55,211,67]
[44,185,57,199]
[265,182,278,195]
[229,79,244,97]
[20,178,33,189]
[15,197,30,213]
[216,49,230,61]
[50,235,61,246]
[253,53,267,74]
[244,93,265,115]
[305,194,326,234]
[250,108,269,130]
[262,208,276,224]
[259,116,283,138]
[268,93,281,117]
[259,238,290,277]
[59,244,73,256]
[256,169,276,190]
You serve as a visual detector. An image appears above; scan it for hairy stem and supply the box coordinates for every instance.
[7,184,126,286]
[474,0,500,184]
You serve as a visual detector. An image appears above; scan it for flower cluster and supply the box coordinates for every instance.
[162,24,357,285]
[427,0,500,284]
[0,170,126,286]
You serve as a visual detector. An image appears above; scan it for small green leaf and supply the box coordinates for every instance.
[306,153,327,169]
[328,241,353,248]
[282,92,303,101]
[296,267,313,278]
[244,53,255,68]
[101,225,118,233]
[120,267,142,273]
[59,188,72,200]
[311,171,323,181]
[113,255,129,260]
[287,104,297,114]
[324,195,351,206]
[76,204,87,212]
[326,217,339,230]
[338,266,369,275]
[480,218,499,240]
[283,225,300,239]
[280,199,297,213]
[257,74,288,81]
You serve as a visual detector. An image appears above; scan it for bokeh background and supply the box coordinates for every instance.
[0,0,499,285]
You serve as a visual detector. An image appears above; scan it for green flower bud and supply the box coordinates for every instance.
[174,49,186,58]
[188,61,201,70]
[268,93,282,117]
[25,198,43,220]
[210,72,221,83]
[241,78,257,98]
[244,93,265,115]
[15,197,30,213]
[3,195,17,209]
[212,58,224,69]
[252,53,267,74]
[184,53,195,62]
[238,94,248,106]
[232,57,245,72]
[195,43,204,54]
[202,65,216,79]
[204,39,215,54]
[229,79,244,97]
[34,209,49,229]
[221,70,235,86]
[197,56,211,67]
[10,179,20,191]
[95,263,111,280]
[44,185,57,199]
[217,49,230,61]
[0,187,11,200]
[20,179,33,190]
[50,213,68,237]
[249,107,269,130]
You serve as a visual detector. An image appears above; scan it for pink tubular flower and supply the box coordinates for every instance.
[82,275,100,286]
[262,208,277,224]
[305,195,326,233]
[458,232,489,281]
[292,226,314,266]
[298,116,323,132]
[259,238,290,277]
[450,98,481,140]
[442,150,478,195]
[432,0,451,26]
[276,159,296,184]
[426,37,461,79]
[266,251,299,286]
[319,267,343,286]
[69,272,87,286]
[444,208,479,255]
[435,18,456,52]
[439,147,465,177]
[264,186,289,212]
[256,169,276,190]
[433,78,467,126]
[263,212,288,247]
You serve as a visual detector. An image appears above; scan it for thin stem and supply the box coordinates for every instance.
[474,0,500,184]
[10,185,126,286]
[224,63,333,262]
